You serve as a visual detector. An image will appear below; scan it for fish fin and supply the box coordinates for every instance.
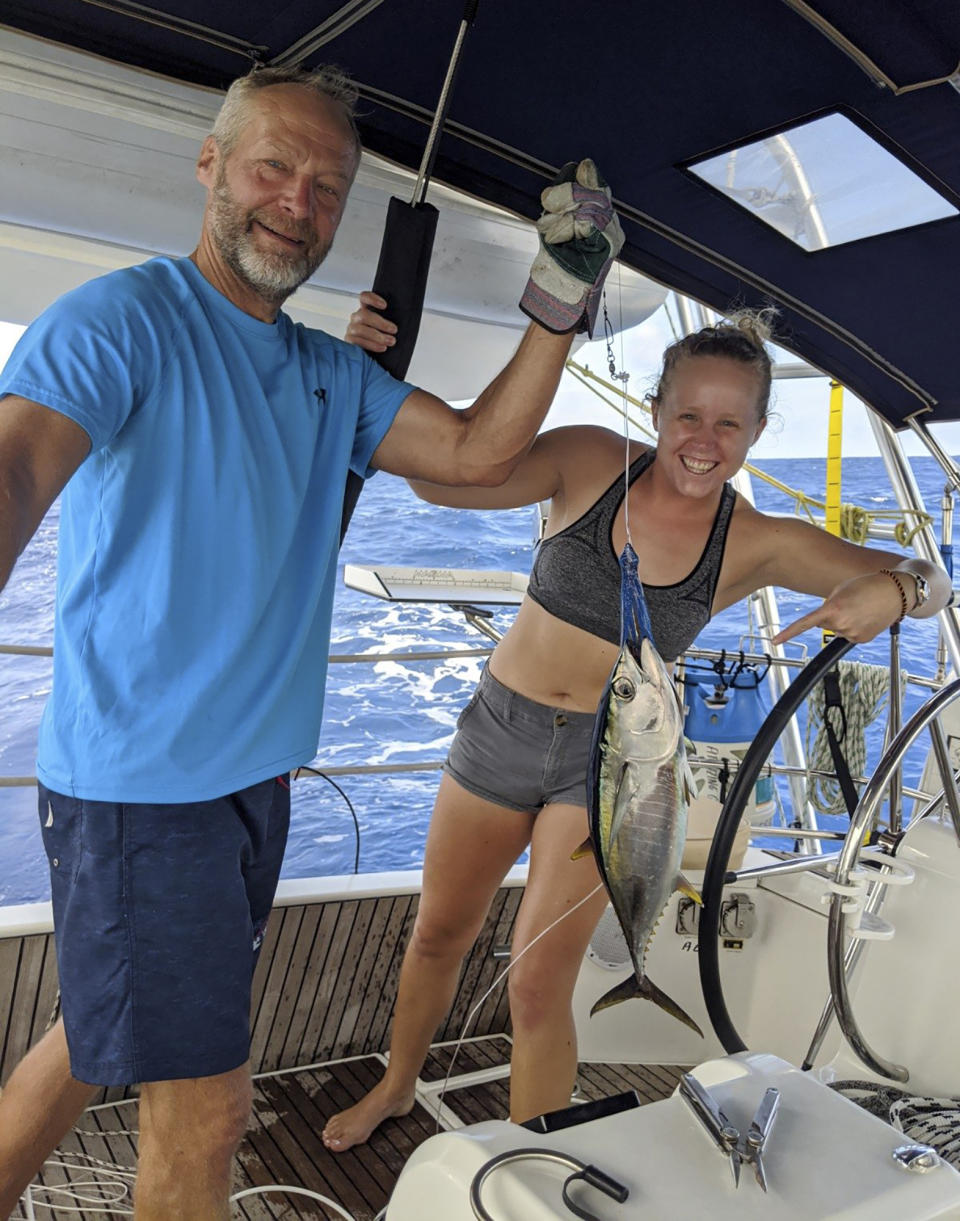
[590,973,642,1015]
[681,749,697,804]
[642,975,704,1037]
[591,972,704,1038]
[676,873,702,905]
[571,836,594,862]
[608,762,632,842]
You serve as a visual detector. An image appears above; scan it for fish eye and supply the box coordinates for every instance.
[612,676,636,701]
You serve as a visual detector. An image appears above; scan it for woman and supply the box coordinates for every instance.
[322,300,949,1150]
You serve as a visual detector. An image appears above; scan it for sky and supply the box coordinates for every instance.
[4,303,959,463]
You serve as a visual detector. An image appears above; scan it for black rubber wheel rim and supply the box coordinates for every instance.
[697,635,856,1052]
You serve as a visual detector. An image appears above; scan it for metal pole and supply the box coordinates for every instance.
[928,718,960,841]
[732,470,820,836]
[411,0,480,206]
[886,624,903,834]
[826,679,960,1081]
[869,413,960,673]
[905,415,960,498]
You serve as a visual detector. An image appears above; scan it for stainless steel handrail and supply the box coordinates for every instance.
[0,640,941,805]
[827,675,960,1082]
[731,851,842,882]
[0,638,944,690]
[0,642,495,663]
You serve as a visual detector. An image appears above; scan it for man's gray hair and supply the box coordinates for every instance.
[212,65,361,159]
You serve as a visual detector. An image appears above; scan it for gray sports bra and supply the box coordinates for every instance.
[526,449,736,660]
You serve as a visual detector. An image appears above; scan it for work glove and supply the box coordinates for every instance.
[520,158,625,337]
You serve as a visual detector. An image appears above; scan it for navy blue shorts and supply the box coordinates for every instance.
[38,776,290,1086]
[443,666,595,812]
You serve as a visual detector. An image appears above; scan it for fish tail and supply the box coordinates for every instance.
[590,972,704,1038]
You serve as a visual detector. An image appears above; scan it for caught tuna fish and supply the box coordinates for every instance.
[583,542,703,1036]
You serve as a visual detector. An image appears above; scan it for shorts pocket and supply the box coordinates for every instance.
[456,689,482,730]
[38,785,84,885]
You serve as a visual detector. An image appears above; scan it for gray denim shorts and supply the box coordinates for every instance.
[443,666,596,812]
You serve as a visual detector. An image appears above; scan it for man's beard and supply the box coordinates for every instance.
[209,166,331,307]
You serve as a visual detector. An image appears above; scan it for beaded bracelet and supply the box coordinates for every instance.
[878,568,908,622]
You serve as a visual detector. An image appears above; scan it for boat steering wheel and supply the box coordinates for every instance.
[697,639,859,1054]
[698,635,960,1081]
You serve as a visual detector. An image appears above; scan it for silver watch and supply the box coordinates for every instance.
[911,572,930,610]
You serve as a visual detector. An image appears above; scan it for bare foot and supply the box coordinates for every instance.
[322,1082,416,1153]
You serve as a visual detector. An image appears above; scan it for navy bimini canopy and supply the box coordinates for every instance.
[2,0,959,427]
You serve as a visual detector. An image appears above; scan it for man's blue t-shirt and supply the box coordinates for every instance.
[0,257,414,802]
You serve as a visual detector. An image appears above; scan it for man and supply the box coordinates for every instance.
[0,65,622,1219]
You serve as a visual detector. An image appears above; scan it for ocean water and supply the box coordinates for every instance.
[0,454,954,906]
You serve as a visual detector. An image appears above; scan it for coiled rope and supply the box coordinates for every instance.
[804,661,904,816]
[830,1080,960,1169]
[838,503,933,548]
[15,1146,361,1220]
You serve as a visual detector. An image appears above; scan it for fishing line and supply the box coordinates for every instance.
[593,285,630,554]
[618,269,632,547]
[433,882,604,1130]
[602,271,633,548]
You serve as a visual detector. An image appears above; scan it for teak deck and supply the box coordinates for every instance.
[3,885,686,1218]
[20,1039,686,1220]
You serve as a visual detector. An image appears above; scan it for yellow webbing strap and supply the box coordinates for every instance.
[825,379,844,537]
